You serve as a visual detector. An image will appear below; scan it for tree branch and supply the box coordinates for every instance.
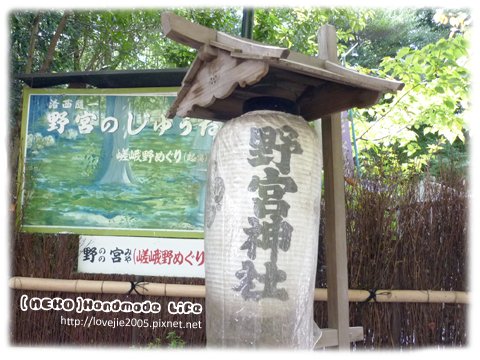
[39,11,71,73]
[361,124,410,143]
[78,33,88,65]
[85,48,101,71]
[25,12,42,74]
[357,82,422,140]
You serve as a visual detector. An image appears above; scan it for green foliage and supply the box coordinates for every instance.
[147,331,186,348]
[253,8,374,57]
[10,9,242,74]
[150,8,242,68]
[354,10,470,174]
[146,337,163,348]
[353,8,450,69]
[9,8,471,177]
[165,331,186,348]
[9,9,241,129]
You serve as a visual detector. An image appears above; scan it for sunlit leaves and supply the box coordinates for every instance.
[433,8,471,37]
[355,25,469,173]
[252,7,373,58]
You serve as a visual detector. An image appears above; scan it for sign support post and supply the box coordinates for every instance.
[318,24,352,350]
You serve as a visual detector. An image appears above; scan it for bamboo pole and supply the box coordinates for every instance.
[313,288,469,304]
[9,277,468,304]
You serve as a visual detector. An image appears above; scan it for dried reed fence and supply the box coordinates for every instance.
[10,166,467,349]
[315,165,468,349]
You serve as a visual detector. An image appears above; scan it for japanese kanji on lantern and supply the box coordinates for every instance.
[161,12,403,349]
[204,108,322,347]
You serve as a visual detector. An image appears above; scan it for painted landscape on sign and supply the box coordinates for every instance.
[20,89,220,237]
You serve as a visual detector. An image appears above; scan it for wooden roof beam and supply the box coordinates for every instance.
[162,12,290,59]
[298,82,381,121]
[161,13,404,122]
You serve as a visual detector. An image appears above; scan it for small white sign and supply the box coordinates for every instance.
[78,236,205,278]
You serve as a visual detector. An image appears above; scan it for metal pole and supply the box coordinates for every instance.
[241,8,254,39]
[342,43,361,177]
[349,110,361,177]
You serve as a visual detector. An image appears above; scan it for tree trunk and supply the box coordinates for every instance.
[25,12,42,74]
[72,15,80,71]
[39,11,71,73]
[85,48,101,71]
[95,96,135,185]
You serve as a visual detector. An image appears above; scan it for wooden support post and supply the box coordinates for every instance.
[318,24,351,350]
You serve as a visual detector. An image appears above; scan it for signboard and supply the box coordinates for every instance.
[18,88,220,238]
[78,236,205,278]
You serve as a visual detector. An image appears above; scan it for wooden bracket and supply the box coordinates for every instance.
[168,49,269,119]
[198,44,218,62]
[315,327,364,349]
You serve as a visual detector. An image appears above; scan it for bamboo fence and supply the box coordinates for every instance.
[9,165,468,347]
[9,276,469,304]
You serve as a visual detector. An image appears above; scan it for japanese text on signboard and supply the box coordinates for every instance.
[21,90,221,237]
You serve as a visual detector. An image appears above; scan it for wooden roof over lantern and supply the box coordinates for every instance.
[162,12,404,122]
